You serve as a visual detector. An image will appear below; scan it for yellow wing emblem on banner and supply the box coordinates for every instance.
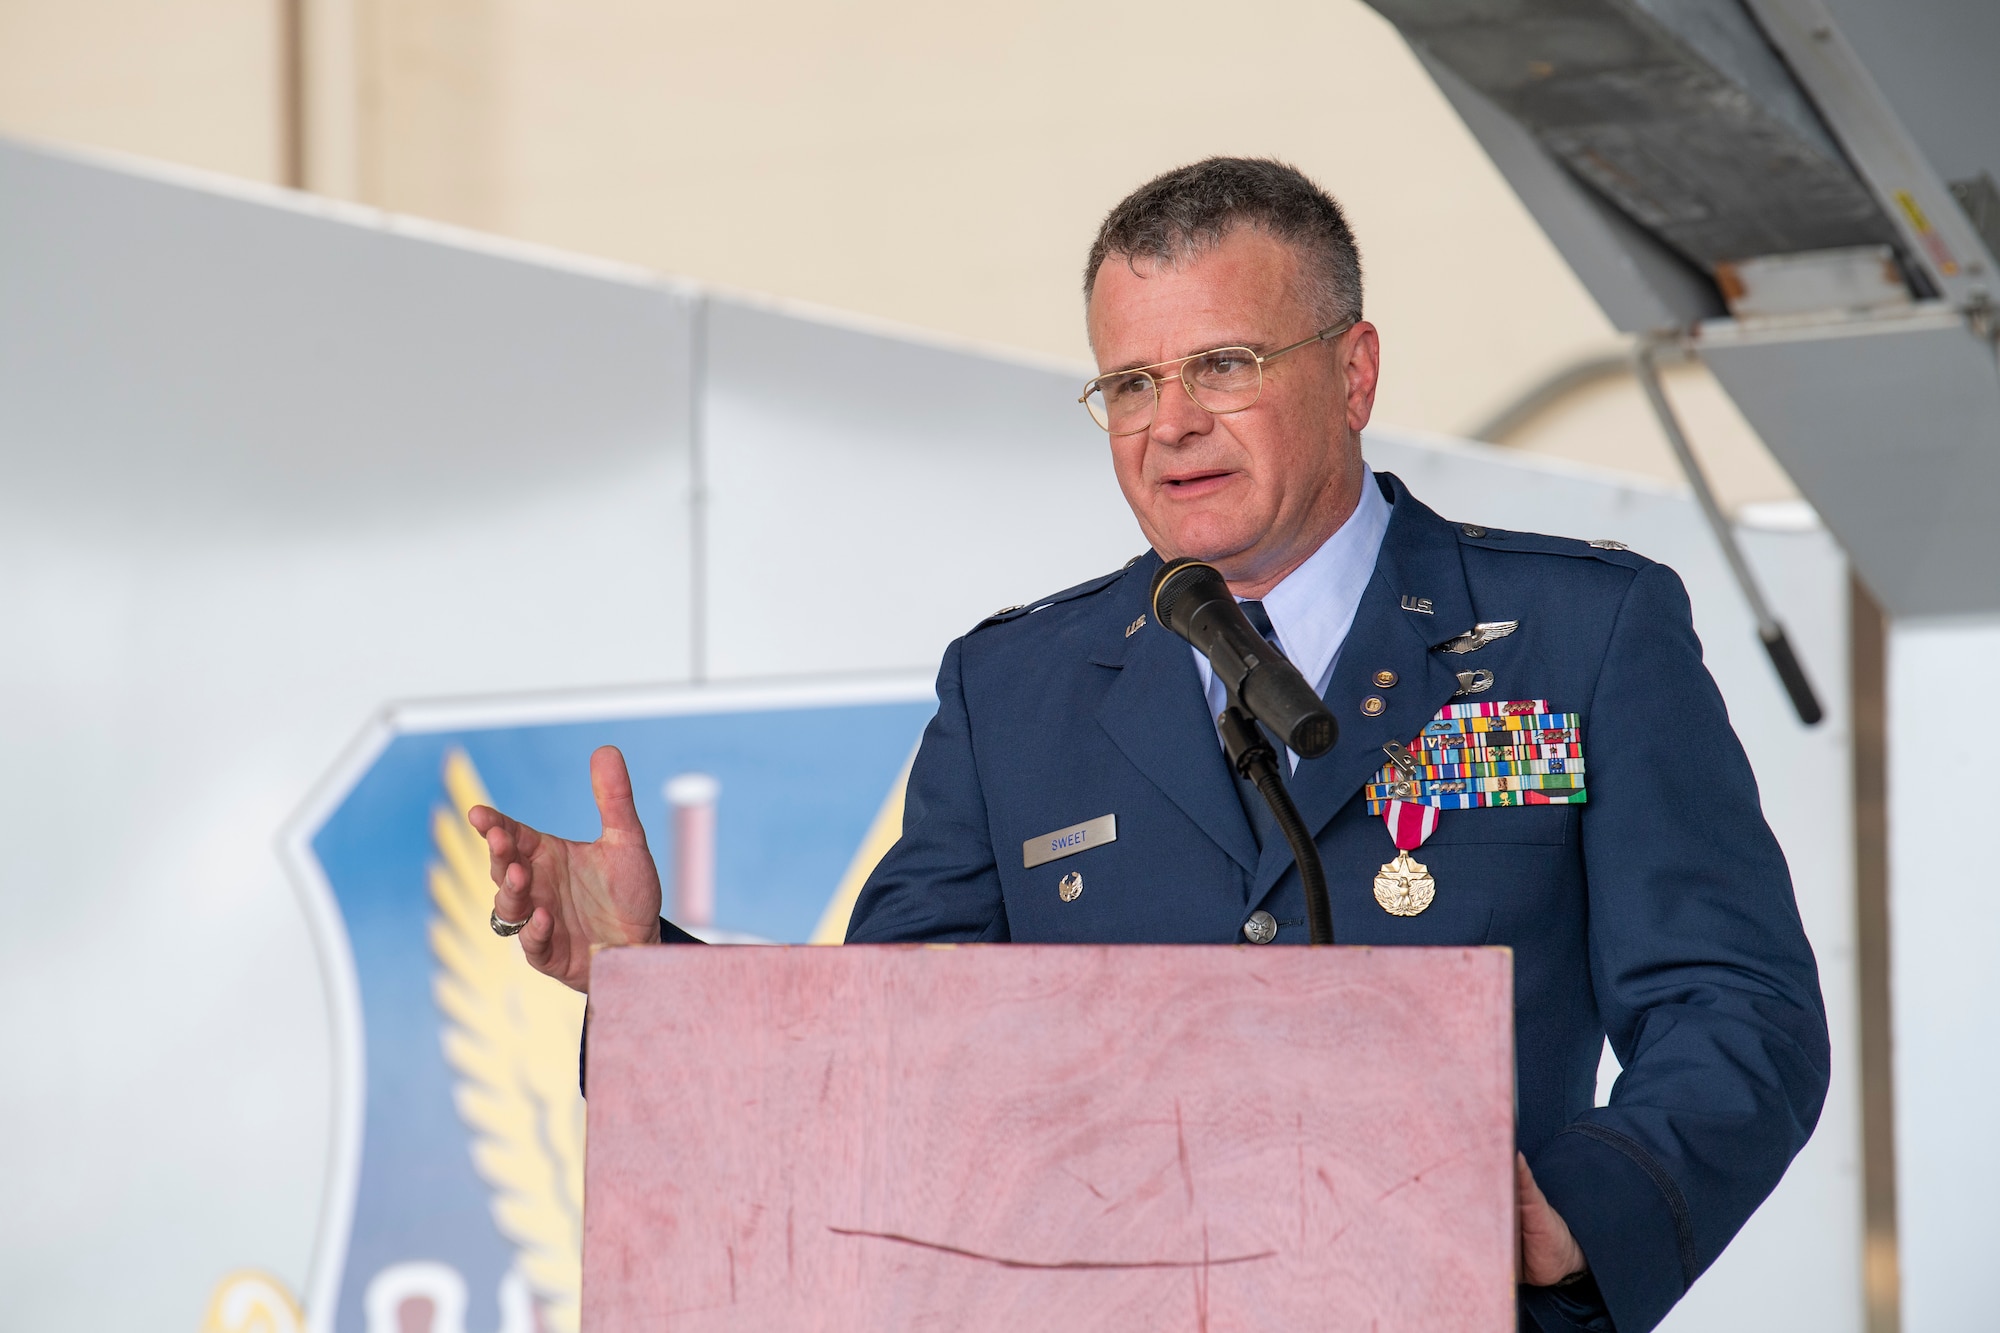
[429,749,587,1333]
[199,1270,304,1333]
[809,747,915,944]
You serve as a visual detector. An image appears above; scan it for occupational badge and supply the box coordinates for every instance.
[1362,699,1588,916]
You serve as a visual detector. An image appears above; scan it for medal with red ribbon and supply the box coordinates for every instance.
[1375,797,1438,916]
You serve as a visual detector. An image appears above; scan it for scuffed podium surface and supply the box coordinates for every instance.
[583,945,1514,1331]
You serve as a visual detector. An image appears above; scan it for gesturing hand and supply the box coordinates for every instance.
[467,745,664,993]
[1517,1152,1588,1287]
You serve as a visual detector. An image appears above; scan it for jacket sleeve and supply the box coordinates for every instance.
[1529,561,1831,1332]
[844,636,1011,942]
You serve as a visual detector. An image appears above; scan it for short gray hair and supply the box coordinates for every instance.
[1084,157,1364,328]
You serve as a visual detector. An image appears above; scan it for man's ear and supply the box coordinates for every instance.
[1343,322,1382,434]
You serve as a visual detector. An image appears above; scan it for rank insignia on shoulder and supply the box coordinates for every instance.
[1588,539,1629,550]
[1439,620,1518,654]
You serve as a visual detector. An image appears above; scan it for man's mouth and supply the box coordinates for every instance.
[1161,469,1235,495]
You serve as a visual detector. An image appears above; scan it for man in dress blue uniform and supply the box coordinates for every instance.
[472,159,1829,1332]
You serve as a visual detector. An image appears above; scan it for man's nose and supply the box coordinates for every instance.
[1148,372,1213,446]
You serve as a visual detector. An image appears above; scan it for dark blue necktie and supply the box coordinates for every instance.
[1229,599,1286,855]
[1239,599,1282,656]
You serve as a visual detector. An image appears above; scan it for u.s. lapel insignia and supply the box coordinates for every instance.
[1125,615,1146,637]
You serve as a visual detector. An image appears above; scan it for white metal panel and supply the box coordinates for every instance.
[701,296,1143,678]
[1887,618,2000,1333]
[1700,308,2000,616]
[0,138,698,546]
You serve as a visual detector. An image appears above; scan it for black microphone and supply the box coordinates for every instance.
[1151,557,1337,759]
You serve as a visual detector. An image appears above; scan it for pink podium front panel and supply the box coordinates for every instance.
[583,944,1514,1332]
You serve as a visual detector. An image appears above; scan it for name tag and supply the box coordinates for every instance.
[1023,814,1117,869]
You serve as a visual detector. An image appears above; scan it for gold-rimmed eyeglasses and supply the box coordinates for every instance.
[1079,318,1357,435]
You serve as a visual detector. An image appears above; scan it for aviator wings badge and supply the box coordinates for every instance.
[1439,620,1519,655]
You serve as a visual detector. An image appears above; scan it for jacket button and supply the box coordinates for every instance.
[1361,695,1386,716]
[1462,524,1488,538]
[1243,910,1278,944]
[1373,669,1398,688]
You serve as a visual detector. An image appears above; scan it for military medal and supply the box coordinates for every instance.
[1363,699,1591,917]
[1375,800,1438,916]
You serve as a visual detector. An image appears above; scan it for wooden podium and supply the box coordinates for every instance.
[582,945,1515,1331]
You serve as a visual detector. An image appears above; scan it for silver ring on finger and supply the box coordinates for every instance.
[490,907,531,937]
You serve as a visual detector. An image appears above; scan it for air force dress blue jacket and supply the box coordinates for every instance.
[847,471,1831,1333]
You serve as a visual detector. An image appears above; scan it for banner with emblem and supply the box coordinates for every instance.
[281,678,934,1333]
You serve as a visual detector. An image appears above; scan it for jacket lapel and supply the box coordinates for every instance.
[1250,475,1475,901]
[1093,560,1260,876]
